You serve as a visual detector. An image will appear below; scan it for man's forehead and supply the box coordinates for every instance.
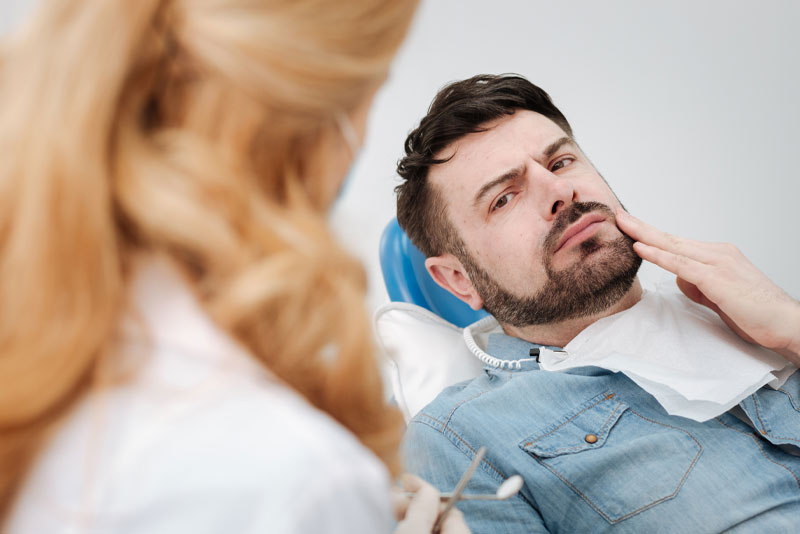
[428,110,568,194]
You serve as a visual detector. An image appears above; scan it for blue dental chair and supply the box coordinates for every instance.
[379,218,489,327]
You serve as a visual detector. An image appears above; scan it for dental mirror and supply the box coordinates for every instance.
[405,474,524,502]
[441,474,524,501]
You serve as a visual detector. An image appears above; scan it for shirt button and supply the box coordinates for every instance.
[584,434,598,444]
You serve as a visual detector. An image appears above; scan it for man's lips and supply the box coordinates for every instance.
[554,213,607,253]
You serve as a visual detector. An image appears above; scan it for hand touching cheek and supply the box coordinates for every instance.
[616,209,800,365]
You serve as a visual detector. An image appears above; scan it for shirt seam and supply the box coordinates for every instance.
[529,401,625,455]
[523,392,616,447]
[414,414,506,480]
[752,393,800,444]
[411,414,537,509]
[714,415,800,489]
[529,407,702,524]
[777,386,800,412]
[443,389,495,428]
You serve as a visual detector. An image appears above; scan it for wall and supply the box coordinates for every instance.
[3,1,798,314]
[0,0,30,34]
[330,0,800,313]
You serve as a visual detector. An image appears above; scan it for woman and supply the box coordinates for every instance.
[0,0,467,532]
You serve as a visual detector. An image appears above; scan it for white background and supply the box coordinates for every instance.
[332,0,800,312]
[5,1,799,314]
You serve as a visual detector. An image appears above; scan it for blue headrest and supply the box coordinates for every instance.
[379,218,489,327]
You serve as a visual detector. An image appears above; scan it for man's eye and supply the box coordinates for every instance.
[551,157,575,172]
[492,192,515,211]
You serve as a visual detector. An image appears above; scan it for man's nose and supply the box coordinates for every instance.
[532,166,576,221]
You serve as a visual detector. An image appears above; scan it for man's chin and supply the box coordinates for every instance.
[484,236,641,327]
[548,236,612,273]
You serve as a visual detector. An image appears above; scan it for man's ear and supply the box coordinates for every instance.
[424,254,484,311]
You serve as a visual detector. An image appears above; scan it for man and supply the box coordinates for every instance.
[395,74,800,532]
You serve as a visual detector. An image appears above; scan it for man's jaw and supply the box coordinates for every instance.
[501,276,643,348]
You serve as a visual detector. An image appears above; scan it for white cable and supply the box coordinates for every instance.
[462,317,541,370]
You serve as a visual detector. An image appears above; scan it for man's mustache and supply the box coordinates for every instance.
[542,201,615,256]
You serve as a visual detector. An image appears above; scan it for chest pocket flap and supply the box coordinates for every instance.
[524,393,625,457]
[520,392,702,524]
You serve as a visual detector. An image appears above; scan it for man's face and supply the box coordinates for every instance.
[426,110,641,326]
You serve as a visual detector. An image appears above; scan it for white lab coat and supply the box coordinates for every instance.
[8,257,392,533]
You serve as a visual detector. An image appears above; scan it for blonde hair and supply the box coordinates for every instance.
[0,0,418,519]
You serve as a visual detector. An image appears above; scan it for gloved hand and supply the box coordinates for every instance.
[393,473,471,534]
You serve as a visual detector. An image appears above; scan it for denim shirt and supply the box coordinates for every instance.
[402,332,800,533]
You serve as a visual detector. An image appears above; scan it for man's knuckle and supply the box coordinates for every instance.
[721,242,740,256]
[674,254,689,266]
[695,271,711,287]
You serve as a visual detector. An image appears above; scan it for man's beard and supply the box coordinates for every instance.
[457,202,642,327]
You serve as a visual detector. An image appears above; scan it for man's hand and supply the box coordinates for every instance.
[615,209,800,365]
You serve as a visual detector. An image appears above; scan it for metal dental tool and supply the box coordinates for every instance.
[431,446,485,534]
[438,474,524,501]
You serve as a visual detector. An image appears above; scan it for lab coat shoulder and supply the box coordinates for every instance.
[7,258,392,534]
[10,360,392,534]
[104,371,394,534]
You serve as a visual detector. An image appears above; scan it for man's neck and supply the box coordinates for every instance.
[501,278,643,348]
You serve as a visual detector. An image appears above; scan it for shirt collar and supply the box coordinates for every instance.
[488,332,566,369]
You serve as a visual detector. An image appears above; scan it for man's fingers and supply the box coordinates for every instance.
[632,242,707,286]
[676,277,704,305]
[616,210,715,263]
[676,277,724,315]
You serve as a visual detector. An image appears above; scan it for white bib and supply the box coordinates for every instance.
[538,288,796,422]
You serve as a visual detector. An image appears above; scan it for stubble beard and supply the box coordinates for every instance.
[457,202,642,328]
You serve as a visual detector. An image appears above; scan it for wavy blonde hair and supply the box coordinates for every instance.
[0,0,418,520]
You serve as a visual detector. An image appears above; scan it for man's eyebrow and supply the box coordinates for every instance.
[473,165,525,208]
[471,137,575,208]
[541,136,575,162]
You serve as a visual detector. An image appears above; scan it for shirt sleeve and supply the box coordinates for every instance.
[403,418,550,534]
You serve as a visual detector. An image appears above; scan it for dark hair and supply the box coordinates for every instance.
[395,74,573,257]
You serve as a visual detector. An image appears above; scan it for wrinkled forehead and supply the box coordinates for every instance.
[427,110,569,216]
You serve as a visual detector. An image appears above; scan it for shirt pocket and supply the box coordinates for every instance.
[519,392,702,524]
